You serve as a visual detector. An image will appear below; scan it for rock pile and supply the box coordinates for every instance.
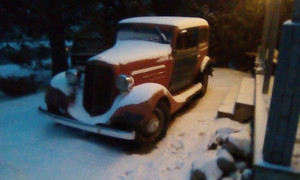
[191,119,253,180]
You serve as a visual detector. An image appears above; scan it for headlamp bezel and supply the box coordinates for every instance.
[115,74,134,93]
[66,69,81,85]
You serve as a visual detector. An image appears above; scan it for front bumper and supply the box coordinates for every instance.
[38,107,136,140]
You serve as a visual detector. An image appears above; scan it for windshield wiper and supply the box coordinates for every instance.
[156,26,170,44]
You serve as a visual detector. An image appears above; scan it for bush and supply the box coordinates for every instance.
[36,45,50,60]
[5,44,34,65]
[3,43,51,68]
[0,75,38,96]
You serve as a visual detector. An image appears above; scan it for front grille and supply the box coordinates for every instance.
[83,62,114,115]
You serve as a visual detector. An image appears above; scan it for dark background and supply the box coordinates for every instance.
[0,0,294,72]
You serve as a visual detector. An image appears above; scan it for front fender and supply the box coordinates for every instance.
[50,71,74,96]
[110,83,170,127]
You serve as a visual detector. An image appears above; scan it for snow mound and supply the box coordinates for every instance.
[0,64,34,78]
[216,127,239,144]
[0,63,51,81]
[227,130,251,157]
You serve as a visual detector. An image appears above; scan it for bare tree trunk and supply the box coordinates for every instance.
[47,0,68,76]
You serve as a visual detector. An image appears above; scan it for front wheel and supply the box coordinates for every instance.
[135,101,170,144]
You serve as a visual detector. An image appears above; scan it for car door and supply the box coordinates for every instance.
[169,27,199,93]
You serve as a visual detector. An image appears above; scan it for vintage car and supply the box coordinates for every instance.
[39,16,213,144]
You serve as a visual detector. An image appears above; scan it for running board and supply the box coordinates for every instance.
[173,83,202,103]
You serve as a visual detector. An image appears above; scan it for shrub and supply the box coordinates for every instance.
[5,44,34,65]
[36,45,50,60]
[0,75,38,96]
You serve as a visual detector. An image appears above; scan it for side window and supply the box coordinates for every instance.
[199,28,208,43]
[175,28,199,50]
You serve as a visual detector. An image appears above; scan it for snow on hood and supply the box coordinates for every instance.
[89,40,172,65]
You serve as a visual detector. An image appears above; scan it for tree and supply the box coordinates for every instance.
[46,0,68,76]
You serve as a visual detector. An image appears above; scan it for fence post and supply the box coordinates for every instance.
[262,0,300,165]
[262,0,281,94]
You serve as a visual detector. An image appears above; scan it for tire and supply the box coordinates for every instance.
[47,104,60,114]
[198,68,209,97]
[135,101,170,144]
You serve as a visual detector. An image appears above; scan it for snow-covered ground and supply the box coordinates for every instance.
[0,63,51,81]
[0,40,73,50]
[0,68,251,180]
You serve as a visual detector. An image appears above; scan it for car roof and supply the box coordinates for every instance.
[119,16,209,29]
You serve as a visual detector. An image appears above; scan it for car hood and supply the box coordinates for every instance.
[89,40,172,65]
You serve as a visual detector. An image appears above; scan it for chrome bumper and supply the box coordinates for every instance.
[38,107,136,140]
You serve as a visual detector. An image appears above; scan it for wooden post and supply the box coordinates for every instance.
[263,0,300,166]
[257,0,272,70]
[262,0,281,94]
[47,0,68,76]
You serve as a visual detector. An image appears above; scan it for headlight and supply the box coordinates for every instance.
[66,69,81,85]
[115,74,134,92]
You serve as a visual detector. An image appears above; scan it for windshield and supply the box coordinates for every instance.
[117,24,174,44]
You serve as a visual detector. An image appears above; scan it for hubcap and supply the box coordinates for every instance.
[146,114,160,134]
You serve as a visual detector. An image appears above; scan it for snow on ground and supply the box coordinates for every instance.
[0,68,251,180]
[0,40,73,50]
[0,64,34,78]
[0,63,51,88]
[0,63,50,80]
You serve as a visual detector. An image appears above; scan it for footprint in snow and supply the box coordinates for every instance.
[117,170,133,180]
[198,132,206,137]
[177,132,185,137]
[198,117,210,122]
[161,160,185,177]
[169,140,184,153]
[174,161,185,170]
[125,170,133,176]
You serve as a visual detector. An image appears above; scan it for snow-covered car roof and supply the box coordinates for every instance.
[119,16,208,29]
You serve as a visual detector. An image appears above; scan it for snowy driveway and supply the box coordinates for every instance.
[0,68,250,180]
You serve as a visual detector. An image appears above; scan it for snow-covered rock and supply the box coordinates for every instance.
[207,134,218,150]
[236,161,248,172]
[191,151,223,180]
[241,168,253,180]
[224,130,251,158]
[229,171,242,180]
[190,169,206,180]
[216,149,236,173]
[215,127,239,145]
[205,118,252,179]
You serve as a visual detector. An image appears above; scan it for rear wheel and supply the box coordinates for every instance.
[135,101,170,144]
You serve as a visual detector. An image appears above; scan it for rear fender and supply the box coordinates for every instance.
[200,56,213,76]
